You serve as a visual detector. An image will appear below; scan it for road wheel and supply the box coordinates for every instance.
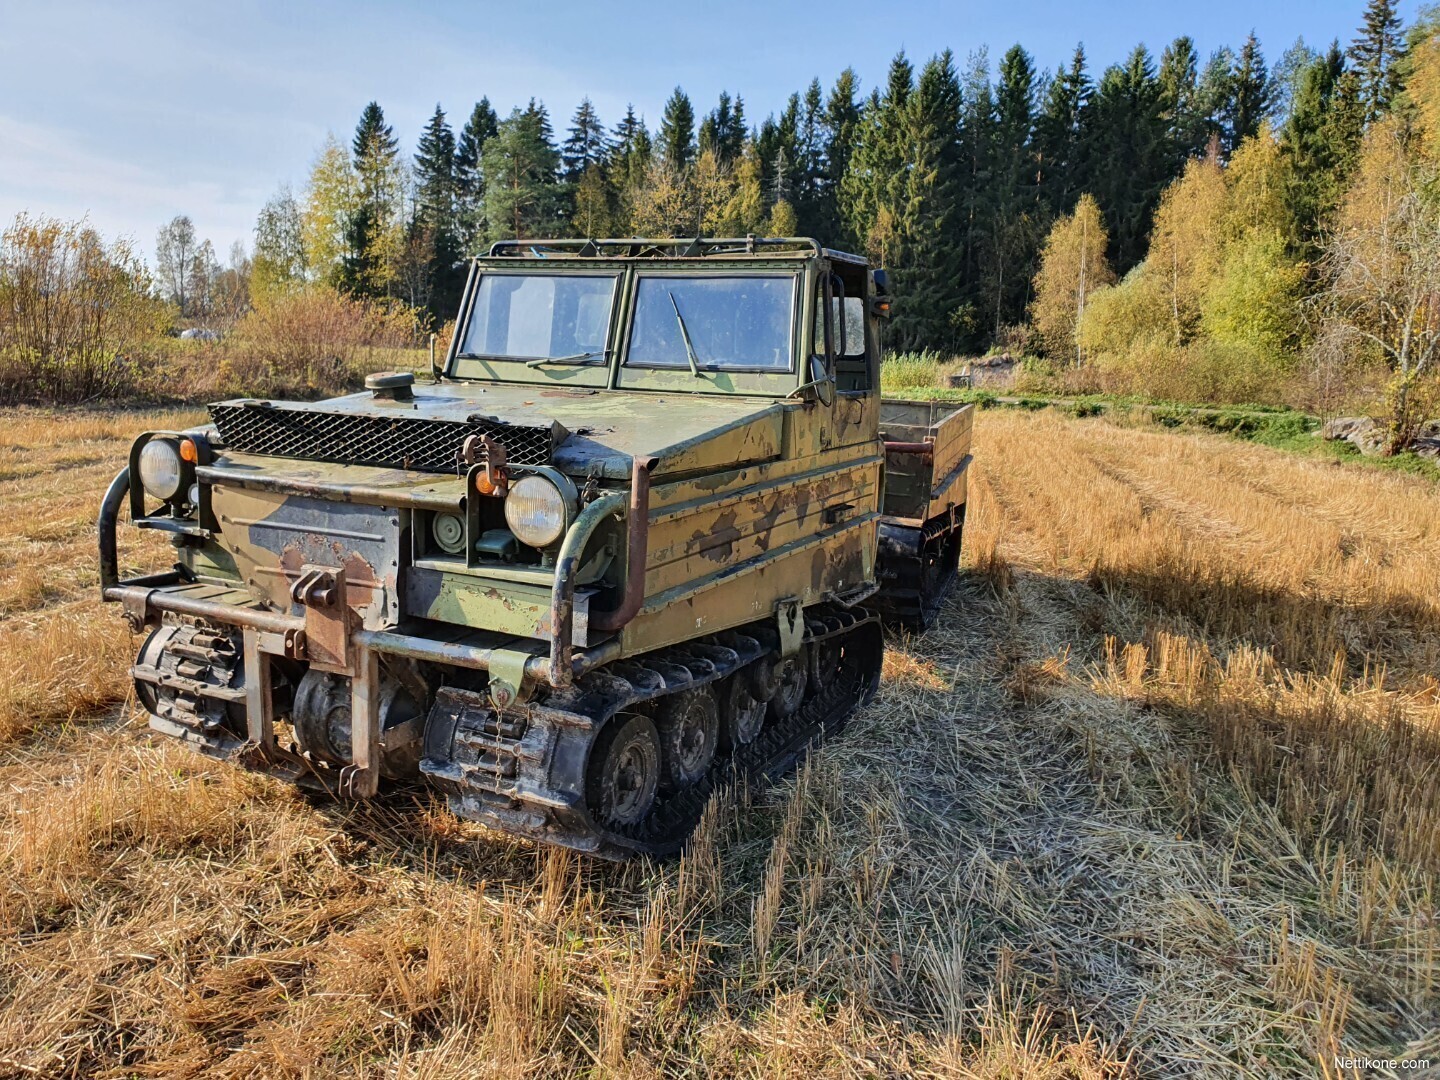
[718,674,767,750]
[656,687,719,789]
[767,648,808,721]
[587,714,661,828]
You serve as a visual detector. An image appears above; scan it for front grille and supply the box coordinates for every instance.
[209,402,563,472]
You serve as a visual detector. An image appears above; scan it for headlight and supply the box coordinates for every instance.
[431,512,467,555]
[138,439,183,500]
[504,475,567,547]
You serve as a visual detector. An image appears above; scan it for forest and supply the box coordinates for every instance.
[3,0,1438,449]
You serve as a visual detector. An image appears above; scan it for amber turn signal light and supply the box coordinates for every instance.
[179,438,199,464]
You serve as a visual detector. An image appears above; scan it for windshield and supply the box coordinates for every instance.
[459,274,615,361]
[627,275,794,372]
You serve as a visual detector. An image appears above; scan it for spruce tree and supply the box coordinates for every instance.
[1271,37,1320,127]
[413,104,462,318]
[840,53,913,269]
[1230,33,1274,152]
[561,99,608,182]
[659,88,696,170]
[1159,37,1208,164]
[482,101,563,243]
[1034,45,1092,216]
[1088,46,1170,270]
[1349,0,1405,121]
[896,51,965,350]
[456,99,499,248]
[1281,43,1360,249]
[1198,47,1237,153]
[956,49,997,344]
[988,44,1041,334]
[698,92,745,164]
[783,80,824,235]
[342,101,401,297]
[821,69,862,246]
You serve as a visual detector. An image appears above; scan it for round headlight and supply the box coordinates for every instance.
[504,475,568,548]
[431,512,466,555]
[138,439,183,500]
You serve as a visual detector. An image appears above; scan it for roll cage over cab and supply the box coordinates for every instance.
[445,236,883,403]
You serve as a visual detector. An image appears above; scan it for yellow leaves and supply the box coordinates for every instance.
[300,135,359,286]
[1030,193,1115,361]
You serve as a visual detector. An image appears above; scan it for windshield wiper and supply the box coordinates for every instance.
[668,293,703,378]
[524,350,609,369]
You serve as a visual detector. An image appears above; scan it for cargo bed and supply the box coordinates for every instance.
[871,399,974,627]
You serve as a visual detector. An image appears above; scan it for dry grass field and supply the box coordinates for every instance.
[0,406,1437,1078]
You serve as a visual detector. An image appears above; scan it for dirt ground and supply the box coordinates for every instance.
[0,406,1435,1078]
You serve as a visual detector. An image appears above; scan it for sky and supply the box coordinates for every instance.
[0,0,1418,265]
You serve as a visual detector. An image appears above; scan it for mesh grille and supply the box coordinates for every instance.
[209,402,560,473]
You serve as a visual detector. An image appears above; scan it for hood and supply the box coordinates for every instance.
[210,380,785,482]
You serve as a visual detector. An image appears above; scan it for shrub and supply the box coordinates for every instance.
[0,214,171,404]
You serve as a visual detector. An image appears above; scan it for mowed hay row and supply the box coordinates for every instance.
[966,409,1440,1071]
[971,409,1440,678]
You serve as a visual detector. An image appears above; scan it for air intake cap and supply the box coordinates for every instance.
[366,371,415,401]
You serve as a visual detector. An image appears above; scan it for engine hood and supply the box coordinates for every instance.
[211,380,786,482]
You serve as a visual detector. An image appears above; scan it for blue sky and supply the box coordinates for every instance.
[0,0,1417,263]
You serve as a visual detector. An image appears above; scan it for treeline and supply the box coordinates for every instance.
[253,9,1402,353]
[1029,0,1440,448]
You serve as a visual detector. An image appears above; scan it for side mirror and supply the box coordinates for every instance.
[870,267,892,319]
[808,354,836,407]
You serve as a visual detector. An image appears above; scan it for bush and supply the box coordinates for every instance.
[0,214,171,404]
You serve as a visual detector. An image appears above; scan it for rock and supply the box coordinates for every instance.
[1322,416,1388,455]
[1413,438,1440,461]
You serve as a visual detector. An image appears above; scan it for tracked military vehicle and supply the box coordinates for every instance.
[99,237,972,858]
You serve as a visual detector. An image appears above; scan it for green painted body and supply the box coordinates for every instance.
[104,239,972,789]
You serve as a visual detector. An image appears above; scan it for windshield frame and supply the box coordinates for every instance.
[447,268,622,384]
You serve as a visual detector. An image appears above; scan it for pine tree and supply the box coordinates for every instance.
[659,88,696,170]
[561,99,608,181]
[1349,0,1405,121]
[482,101,563,243]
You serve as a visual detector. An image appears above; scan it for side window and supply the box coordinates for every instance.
[841,296,865,357]
[812,284,867,358]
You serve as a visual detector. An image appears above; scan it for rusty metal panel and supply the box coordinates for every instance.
[210,485,403,630]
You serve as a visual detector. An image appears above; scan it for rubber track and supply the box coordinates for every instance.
[423,605,883,859]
